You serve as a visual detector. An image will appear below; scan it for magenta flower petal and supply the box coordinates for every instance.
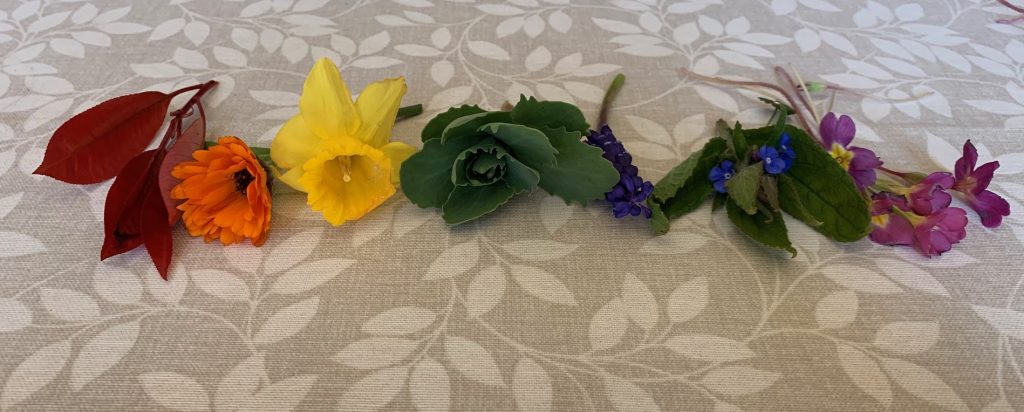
[907,172,954,215]
[913,207,967,256]
[847,146,882,189]
[954,140,978,182]
[970,190,1011,228]
[819,112,856,148]
[967,161,999,194]
[870,213,915,246]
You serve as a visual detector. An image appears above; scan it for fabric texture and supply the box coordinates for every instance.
[1,0,1023,410]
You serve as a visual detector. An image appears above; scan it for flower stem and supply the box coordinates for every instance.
[997,0,1024,14]
[396,104,423,122]
[598,73,625,127]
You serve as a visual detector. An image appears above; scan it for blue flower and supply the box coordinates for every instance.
[778,133,796,169]
[757,144,786,174]
[586,125,654,218]
[709,160,735,194]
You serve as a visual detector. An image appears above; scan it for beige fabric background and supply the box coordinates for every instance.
[1,0,1023,410]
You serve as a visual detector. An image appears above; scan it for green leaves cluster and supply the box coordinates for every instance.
[648,102,871,256]
[401,96,619,224]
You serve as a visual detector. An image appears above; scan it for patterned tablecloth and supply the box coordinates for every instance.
[1,0,1023,410]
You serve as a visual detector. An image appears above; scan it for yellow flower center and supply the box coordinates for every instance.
[829,144,854,171]
[871,214,889,227]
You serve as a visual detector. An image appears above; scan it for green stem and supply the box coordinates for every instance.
[598,74,625,127]
[396,104,423,122]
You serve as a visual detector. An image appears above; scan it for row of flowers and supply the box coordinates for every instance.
[33,58,1011,279]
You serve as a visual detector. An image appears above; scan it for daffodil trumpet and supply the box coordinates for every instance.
[269,58,421,226]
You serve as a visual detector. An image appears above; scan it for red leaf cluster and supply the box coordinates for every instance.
[35,81,217,279]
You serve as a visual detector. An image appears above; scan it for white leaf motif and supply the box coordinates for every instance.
[500,240,577,261]
[361,307,436,336]
[40,288,99,322]
[590,298,628,351]
[665,335,756,362]
[835,343,892,407]
[605,377,660,412]
[424,240,479,280]
[139,372,210,412]
[874,321,939,354]
[334,338,418,369]
[445,336,504,386]
[338,367,406,410]
[466,265,506,318]
[270,258,352,295]
[0,298,32,332]
[972,305,1024,341]
[253,297,319,346]
[622,274,658,330]
[815,290,858,329]
[409,358,450,411]
[511,265,577,305]
[71,321,139,391]
[1,341,70,410]
[667,277,708,323]
[701,366,781,396]
[192,269,250,301]
[513,358,552,411]
[880,358,969,412]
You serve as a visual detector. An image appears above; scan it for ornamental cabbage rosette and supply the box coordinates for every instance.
[400,96,620,224]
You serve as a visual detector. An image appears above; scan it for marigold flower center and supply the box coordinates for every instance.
[233,169,254,194]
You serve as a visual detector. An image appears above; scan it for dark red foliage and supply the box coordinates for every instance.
[158,107,207,225]
[34,92,172,184]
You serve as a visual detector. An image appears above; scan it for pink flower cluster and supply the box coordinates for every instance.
[869,141,1010,256]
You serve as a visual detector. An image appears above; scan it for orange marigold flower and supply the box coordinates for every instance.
[171,136,271,246]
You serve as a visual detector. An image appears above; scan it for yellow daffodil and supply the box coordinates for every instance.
[271,58,416,226]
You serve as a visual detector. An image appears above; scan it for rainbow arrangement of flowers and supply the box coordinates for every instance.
[34,58,1011,279]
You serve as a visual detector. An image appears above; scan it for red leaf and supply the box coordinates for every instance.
[158,109,206,225]
[100,150,156,260]
[142,177,173,279]
[34,91,171,184]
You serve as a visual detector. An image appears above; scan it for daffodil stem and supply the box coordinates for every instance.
[396,104,423,122]
[598,73,626,127]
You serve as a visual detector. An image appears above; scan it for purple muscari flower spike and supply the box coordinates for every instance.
[818,112,882,190]
[586,125,654,219]
[952,140,1011,228]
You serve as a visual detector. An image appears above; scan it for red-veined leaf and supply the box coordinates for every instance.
[34,91,171,184]
[100,150,156,260]
[141,174,172,279]
[157,108,206,225]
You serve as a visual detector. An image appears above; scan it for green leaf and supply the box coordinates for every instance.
[777,127,870,242]
[648,137,726,235]
[478,123,557,169]
[441,182,517,224]
[421,105,485,142]
[726,199,796,257]
[725,161,764,215]
[648,199,671,235]
[535,127,618,205]
[441,111,511,143]
[760,175,780,211]
[510,95,589,135]
[451,139,506,186]
[731,122,749,162]
[400,135,479,208]
[504,158,540,192]
[652,137,726,203]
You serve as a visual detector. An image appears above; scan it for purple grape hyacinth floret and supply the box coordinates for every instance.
[586,125,654,218]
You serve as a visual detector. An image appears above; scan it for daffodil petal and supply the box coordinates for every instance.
[277,166,306,192]
[300,58,360,140]
[270,114,320,170]
[355,77,406,148]
[379,141,417,185]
